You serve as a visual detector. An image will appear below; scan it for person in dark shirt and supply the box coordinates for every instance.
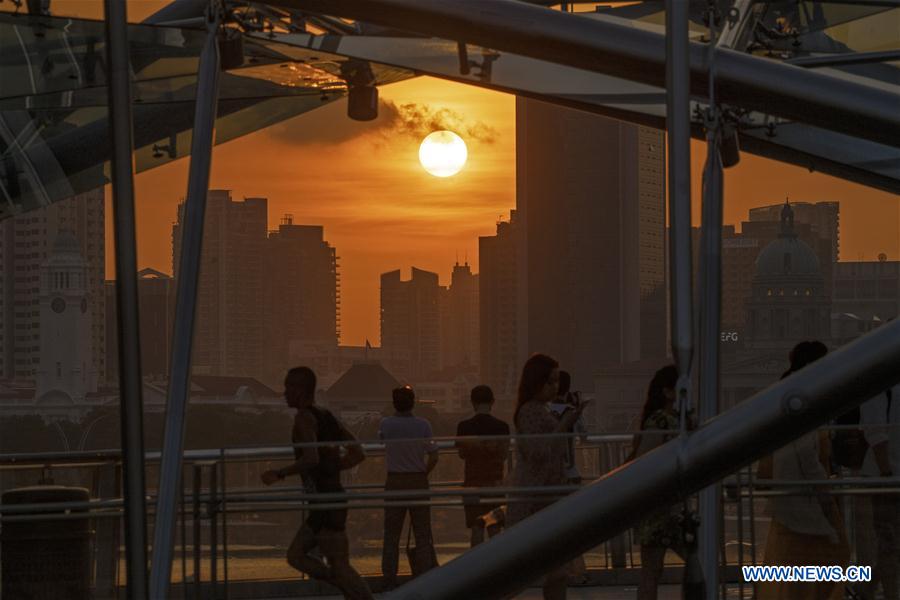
[261,366,373,600]
[455,385,511,547]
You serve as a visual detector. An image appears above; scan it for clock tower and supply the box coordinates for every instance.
[37,231,97,404]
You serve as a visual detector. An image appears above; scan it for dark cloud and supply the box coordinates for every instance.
[268,97,498,146]
[377,100,498,144]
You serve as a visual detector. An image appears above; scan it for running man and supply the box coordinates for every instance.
[261,366,373,600]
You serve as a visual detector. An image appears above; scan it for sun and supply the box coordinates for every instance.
[419,130,468,177]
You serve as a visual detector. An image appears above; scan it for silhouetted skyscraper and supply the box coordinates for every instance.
[0,188,105,384]
[172,191,267,378]
[516,99,666,388]
[380,267,441,381]
[105,268,176,382]
[263,215,339,384]
[443,261,479,370]
[479,211,519,397]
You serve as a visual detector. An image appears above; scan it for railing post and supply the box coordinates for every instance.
[209,462,219,599]
[220,451,230,600]
[192,463,202,600]
[94,462,119,599]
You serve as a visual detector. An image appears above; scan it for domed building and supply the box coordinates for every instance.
[745,202,831,348]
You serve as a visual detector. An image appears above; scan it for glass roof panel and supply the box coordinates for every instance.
[0,13,417,218]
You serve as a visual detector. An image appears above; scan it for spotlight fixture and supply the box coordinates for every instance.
[721,123,741,168]
[341,60,378,121]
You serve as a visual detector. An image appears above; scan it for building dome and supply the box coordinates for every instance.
[755,202,820,278]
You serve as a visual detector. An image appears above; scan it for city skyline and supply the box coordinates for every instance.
[96,74,897,347]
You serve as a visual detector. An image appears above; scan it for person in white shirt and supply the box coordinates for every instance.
[858,384,899,600]
[378,385,439,589]
[758,341,848,600]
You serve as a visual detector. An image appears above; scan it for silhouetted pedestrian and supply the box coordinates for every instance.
[456,384,510,547]
[757,341,848,600]
[632,365,682,600]
[507,354,588,600]
[261,366,373,600]
[378,385,439,590]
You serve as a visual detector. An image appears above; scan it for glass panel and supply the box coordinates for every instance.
[0,15,417,218]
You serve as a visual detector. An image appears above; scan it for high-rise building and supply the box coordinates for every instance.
[0,188,105,385]
[442,262,479,370]
[479,211,519,398]
[263,215,339,384]
[105,268,177,382]
[380,267,441,381]
[515,99,666,390]
[172,191,267,378]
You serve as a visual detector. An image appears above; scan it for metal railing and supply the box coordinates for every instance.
[1,426,897,598]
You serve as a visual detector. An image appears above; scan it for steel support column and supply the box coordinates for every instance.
[149,9,221,598]
[392,318,900,600]
[699,5,726,592]
[664,0,693,426]
[103,1,149,598]
[698,133,724,599]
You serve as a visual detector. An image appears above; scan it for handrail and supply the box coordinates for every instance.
[3,425,893,466]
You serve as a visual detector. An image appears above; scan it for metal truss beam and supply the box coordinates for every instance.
[280,0,900,149]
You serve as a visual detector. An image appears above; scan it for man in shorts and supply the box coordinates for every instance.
[261,366,373,600]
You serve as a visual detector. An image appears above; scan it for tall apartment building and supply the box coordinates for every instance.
[264,215,339,384]
[443,262,479,370]
[172,191,267,378]
[516,99,666,390]
[105,268,177,381]
[0,188,105,385]
[479,211,519,398]
[380,267,441,382]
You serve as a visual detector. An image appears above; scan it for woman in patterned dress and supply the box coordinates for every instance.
[507,353,589,600]
[632,365,682,600]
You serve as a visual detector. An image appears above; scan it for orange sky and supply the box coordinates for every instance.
[43,1,899,346]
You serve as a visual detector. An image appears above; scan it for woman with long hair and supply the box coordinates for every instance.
[507,353,588,600]
[632,364,681,600]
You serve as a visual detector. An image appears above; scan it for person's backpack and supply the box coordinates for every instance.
[832,388,892,470]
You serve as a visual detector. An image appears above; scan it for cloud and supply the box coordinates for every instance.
[377,100,498,145]
[267,97,498,146]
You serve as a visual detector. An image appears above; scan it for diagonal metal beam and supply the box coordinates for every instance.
[281,0,900,149]
[392,318,900,599]
[149,8,222,599]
